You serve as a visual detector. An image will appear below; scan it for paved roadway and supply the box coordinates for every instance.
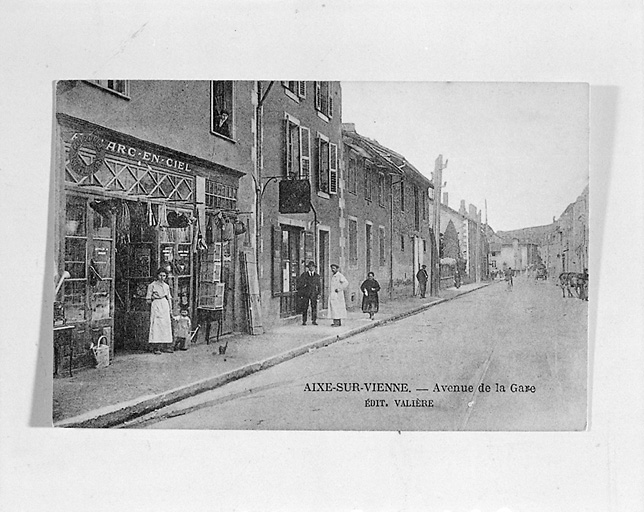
[128,276,588,431]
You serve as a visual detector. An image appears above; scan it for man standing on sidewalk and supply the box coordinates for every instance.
[328,264,349,327]
[416,264,429,298]
[297,261,321,325]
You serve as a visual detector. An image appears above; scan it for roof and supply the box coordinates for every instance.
[342,126,433,188]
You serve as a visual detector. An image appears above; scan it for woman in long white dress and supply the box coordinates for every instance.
[146,268,173,354]
[328,264,349,326]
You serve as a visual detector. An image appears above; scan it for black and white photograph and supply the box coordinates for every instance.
[2,2,643,512]
[51,81,588,431]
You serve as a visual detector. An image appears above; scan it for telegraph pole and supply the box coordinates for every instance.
[431,154,447,296]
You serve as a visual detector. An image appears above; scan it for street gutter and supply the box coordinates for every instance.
[55,282,493,428]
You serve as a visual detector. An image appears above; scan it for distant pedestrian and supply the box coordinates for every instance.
[146,268,173,354]
[416,264,429,298]
[504,266,513,291]
[173,308,192,351]
[328,264,349,327]
[296,261,321,325]
[360,272,381,320]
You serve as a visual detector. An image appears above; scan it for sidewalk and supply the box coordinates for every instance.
[53,281,492,427]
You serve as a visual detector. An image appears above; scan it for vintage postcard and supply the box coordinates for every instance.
[51,81,588,431]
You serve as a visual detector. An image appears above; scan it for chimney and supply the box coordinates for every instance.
[442,192,448,206]
[459,200,466,215]
[342,123,356,132]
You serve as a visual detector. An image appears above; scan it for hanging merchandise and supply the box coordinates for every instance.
[233,219,247,236]
[89,199,119,217]
[222,218,234,240]
[158,203,169,228]
[206,215,214,244]
[192,214,208,253]
[116,201,131,247]
[146,202,157,226]
[167,211,190,228]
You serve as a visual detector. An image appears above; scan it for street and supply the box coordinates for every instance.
[128,276,587,431]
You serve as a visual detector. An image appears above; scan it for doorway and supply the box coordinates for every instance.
[113,200,194,351]
[278,226,302,317]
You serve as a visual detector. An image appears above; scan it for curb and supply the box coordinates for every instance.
[55,282,492,428]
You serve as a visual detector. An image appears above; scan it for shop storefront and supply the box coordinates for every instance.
[271,222,319,317]
[54,115,243,370]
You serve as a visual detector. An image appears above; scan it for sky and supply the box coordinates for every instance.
[341,82,589,232]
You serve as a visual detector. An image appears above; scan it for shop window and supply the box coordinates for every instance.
[205,180,237,210]
[87,80,129,97]
[63,281,87,322]
[65,195,86,237]
[211,81,234,139]
[65,238,87,279]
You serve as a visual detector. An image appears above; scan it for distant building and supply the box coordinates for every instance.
[540,185,589,277]
[494,184,588,278]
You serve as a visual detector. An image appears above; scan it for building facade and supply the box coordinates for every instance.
[256,81,343,326]
[53,80,255,369]
[540,184,589,278]
[342,124,434,302]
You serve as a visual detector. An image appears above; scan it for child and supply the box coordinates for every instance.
[173,309,192,351]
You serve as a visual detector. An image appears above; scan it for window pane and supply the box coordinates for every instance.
[65,238,87,278]
[65,196,86,236]
[212,81,233,138]
[64,281,86,322]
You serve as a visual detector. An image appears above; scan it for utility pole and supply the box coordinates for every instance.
[431,154,447,296]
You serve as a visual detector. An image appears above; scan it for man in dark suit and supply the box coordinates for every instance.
[297,261,321,325]
[416,264,429,298]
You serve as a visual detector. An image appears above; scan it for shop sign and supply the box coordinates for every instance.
[70,133,193,174]
[69,133,106,177]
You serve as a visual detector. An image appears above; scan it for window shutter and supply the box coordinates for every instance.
[284,118,290,177]
[329,143,338,194]
[300,126,310,180]
[272,225,282,296]
[317,136,322,190]
[328,90,334,117]
[315,82,321,110]
[298,81,306,98]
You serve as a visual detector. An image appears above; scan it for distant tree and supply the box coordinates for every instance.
[443,220,461,260]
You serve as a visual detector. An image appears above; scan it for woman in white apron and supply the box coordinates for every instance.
[146,268,173,354]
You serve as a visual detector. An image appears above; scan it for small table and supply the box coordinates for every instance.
[197,308,223,345]
[53,325,75,377]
